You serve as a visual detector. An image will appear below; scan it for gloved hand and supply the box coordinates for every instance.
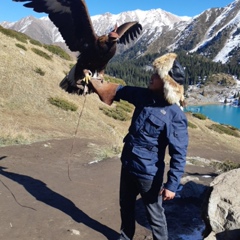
[89,78,119,105]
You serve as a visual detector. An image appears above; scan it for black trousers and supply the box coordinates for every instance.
[119,167,168,240]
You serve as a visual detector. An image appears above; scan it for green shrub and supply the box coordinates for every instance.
[211,160,240,173]
[207,124,240,137]
[227,125,239,131]
[99,107,125,121]
[99,100,133,121]
[0,25,28,43]
[29,39,42,47]
[188,121,197,128]
[31,48,52,60]
[99,102,131,121]
[34,67,45,76]
[69,63,75,69]
[100,107,125,121]
[43,44,72,60]
[192,113,207,120]
[0,136,29,146]
[116,100,133,113]
[15,43,27,51]
[48,97,78,111]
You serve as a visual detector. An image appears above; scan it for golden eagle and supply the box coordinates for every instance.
[13,0,142,94]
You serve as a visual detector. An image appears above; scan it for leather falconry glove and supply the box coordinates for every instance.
[88,79,119,105]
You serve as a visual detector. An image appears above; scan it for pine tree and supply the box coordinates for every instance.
[106,50,240,88]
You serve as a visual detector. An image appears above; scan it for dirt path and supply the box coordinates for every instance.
[0,138,218,240]
[0,139,121,240]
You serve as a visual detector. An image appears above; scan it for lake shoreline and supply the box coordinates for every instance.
[186,101,221,107]
[187,101,240,108]
[184,104,240,129]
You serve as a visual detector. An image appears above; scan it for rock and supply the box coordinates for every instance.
[204,231,216,240]
[68,229,81,236]
[204,169,240,240]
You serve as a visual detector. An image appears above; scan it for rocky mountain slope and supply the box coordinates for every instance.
[2,0,240,65]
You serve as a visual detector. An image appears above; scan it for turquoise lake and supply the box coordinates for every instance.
[185,104,240,129]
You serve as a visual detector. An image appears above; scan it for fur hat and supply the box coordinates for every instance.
[152,53,185,108]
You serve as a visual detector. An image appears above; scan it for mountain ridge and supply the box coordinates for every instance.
[1,1,240,65]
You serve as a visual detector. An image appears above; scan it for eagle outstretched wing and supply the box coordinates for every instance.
[13,0,97,52]
[117,22,142,44]
[13,0,143,95]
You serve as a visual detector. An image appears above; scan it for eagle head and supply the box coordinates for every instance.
[108,31,119,42]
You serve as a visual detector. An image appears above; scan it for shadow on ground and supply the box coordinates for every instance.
[0,166,119,239]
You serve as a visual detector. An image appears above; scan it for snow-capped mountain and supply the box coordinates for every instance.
[1,8,189,46]
[1,15,63,44]
[169,0,240,64]
[1,0,240,64]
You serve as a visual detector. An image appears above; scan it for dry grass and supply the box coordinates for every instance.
[0,32,129,151]
[185,112,240,163]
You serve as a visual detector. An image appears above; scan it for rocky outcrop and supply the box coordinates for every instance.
[204,169,240,240]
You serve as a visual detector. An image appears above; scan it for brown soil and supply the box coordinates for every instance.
[0,134,229,240]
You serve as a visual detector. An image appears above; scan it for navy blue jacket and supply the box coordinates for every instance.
[114,86,188,192]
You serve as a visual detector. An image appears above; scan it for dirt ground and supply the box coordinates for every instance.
[0,136,223,240]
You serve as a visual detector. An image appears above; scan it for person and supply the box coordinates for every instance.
[89,52,189,240]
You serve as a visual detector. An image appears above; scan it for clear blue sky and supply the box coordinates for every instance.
[1,0,234,22]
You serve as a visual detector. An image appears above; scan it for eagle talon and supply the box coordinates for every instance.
[82,69,92,84]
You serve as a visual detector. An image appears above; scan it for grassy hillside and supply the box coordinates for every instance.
[0,31,130,151]
[1,30,240,167]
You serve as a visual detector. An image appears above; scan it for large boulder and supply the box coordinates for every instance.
[204,168,240,240]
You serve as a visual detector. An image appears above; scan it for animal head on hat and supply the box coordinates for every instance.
[152,53,185,109]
